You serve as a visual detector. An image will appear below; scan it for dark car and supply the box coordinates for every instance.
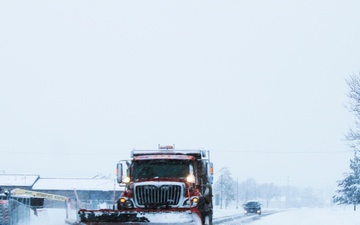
[243,201,261,215]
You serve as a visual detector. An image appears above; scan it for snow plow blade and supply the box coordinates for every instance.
[65,209,202,225]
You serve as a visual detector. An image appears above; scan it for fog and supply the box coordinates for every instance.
[1,0,360,194]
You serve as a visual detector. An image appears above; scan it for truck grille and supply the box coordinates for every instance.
[135,184,182,207]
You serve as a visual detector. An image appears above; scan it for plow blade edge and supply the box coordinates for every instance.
[65,209,202,225]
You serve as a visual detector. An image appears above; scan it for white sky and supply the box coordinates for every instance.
[1,1,360,193]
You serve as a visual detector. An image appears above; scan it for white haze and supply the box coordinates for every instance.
[1,1,360,196]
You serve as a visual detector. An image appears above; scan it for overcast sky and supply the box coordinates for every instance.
[1,1,360,194]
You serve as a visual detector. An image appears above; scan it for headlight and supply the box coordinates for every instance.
[122,176,131,183]
[191,197,199,207]
[183,197,199,207]
[186,174,196,183]
[118,198,134,209]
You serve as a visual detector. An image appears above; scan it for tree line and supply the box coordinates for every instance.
[213,167,324,209]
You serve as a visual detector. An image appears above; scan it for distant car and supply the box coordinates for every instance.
[243,201,261,215]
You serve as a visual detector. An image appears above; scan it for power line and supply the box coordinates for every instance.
[1,151,122,155]
[211,150,351,154]
[1,150,352,155]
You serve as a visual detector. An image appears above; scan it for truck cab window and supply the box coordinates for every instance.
[132,160,191,180]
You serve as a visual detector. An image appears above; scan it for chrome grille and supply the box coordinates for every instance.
[135,184,182,207]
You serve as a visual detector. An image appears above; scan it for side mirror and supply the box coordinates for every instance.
[207,162,214,184]
[116,162,123,184]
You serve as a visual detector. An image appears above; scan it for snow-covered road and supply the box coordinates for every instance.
[213,207,360,225]
[248,207,359,225]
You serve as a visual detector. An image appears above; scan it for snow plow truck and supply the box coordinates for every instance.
[69,145,214,225]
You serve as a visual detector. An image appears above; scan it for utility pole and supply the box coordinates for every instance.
[236,177,239,209]
[220,174,223,209]
[286,176,289,209]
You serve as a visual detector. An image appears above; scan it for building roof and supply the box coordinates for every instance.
[0,174,40,187]
[32,178,124,191]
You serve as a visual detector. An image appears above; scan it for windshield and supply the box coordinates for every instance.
[245,202,260,207]
[132,159,191,180]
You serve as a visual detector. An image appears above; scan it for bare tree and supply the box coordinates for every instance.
[214,167,235,209]
[346,74,360,151]
[258,182,280,208]
[240,178,258,202]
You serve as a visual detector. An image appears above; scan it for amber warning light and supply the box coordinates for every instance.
[158,144,174,149]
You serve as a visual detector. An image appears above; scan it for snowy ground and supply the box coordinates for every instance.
[213,207,244,218]
[20,208,73,225]
[20,206,360,225]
